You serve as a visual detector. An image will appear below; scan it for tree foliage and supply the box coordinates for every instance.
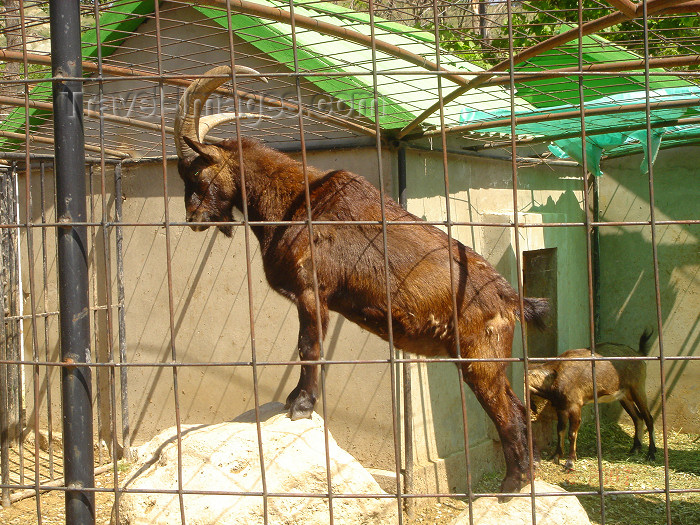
[334,1,700,70]
[507,1,700,65]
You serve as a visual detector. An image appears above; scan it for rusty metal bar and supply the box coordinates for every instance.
[14,6,31,503]
[0,352,697,370]
[605,0,638,18]
[113,163,131,462]
[2,216,700,231]
[38,162,56,481]
[429,2,476,523]
[0,49,377,138]
[366,2,404,521]
[285,1,335,523]
[503,3,536,521]
[572,2,607,521]
[0,130,130,159]
[640,4,673,522]
[462,115,700,153]
[0,201,8,507]
[219,0,270,522]
[0,95,174,135]
[397,145,414,518]
[151,1,188,522]
[479,54,700,88]
[418,97,700,139]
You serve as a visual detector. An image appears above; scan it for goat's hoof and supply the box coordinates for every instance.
[564,459,575,471]
[646,451,656,462]
[497,493,514,503]
[286,390,316,420]
[499,475,524,498]
[284,386,301,409]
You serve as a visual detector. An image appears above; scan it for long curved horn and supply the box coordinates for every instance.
[174,65,265,161]
[198,112,271,142]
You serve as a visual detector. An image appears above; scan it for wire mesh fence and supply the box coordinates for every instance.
[0,1,699,524]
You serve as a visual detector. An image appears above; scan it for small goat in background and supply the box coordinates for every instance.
[528,329,656,470]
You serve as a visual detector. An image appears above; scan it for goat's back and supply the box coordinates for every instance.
[596,342,648,391]
[528,342,647,408]
[263,167,528,356]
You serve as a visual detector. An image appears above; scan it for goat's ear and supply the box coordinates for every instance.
[183,136,223,164]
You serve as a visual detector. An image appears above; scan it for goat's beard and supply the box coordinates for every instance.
[215,207,234,237]
[217,223,233,237]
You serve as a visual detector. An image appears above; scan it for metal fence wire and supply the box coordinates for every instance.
[0,1,699,524]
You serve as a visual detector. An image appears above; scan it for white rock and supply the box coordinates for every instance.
[112,402,399,525]
[451,481,591,525]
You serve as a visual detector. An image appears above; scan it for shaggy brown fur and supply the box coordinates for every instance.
[528,329,656,470]
[177,134,549,493]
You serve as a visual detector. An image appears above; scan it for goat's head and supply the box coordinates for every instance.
[174,65,265,236]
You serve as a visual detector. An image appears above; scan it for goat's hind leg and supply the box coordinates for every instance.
[285,289,329,420]
[620,397,644,454]
[631,388,656,461]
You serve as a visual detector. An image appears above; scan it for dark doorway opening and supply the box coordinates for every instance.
[524,248,558,358]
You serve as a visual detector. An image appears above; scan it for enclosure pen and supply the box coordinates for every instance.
[0,1,699,525]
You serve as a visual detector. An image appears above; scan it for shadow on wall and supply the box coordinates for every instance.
[598,149,700,431]
[528,189,584,219]
[597,226,699,423]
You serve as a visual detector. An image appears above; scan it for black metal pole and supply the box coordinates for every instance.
[49,1,95,523]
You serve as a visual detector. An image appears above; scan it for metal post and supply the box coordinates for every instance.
[591,174,601,342]
[0,247,8,508]
[114,163,131,460]
[397,146,413,516]
[49,1,95,523]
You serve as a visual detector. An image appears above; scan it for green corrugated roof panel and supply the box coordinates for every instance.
[2,0,523,146]
[0,0,156,151]
[195,0,529,130]
[514,29,692,108]
[194,5,417,128]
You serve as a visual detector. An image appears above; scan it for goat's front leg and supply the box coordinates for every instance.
[462,360,533,494]
[285,289,329,421]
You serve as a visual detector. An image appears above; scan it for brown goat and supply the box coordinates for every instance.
[174,66,548,493]
[528,329,656,470]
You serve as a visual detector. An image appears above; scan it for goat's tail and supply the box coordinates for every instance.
[521,297,549,331]
[638,328,654,356]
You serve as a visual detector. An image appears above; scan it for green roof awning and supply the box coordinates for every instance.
[0,0,156,152]
[513,29,690,108]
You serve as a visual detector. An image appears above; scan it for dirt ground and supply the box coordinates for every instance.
[0,436,120,524]
[1,469,120,525]
[1,423,698,524]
